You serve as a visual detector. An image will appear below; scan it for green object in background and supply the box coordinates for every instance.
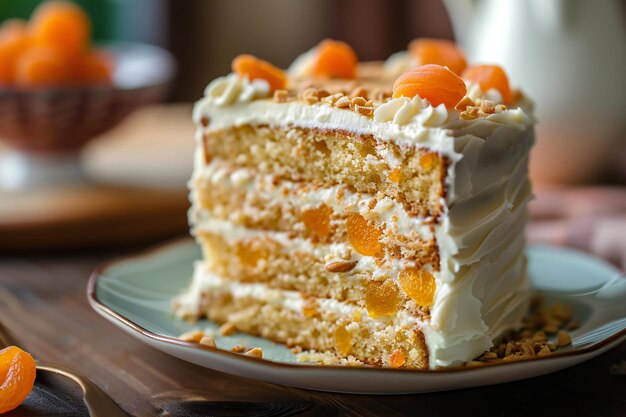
[0,0,124,42]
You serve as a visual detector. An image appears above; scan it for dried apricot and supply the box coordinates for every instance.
[301,204,333,242]
[365,280,400,318]
[15,46,69,87]
[389,350,406,368]
[398,268,436,307]
[29,0,90,58]
[419,153,438,171]
[0,20,29,85]
[312,39,357,79]
[235,241,267,267]
[76,49,112,84]
[232,54,286,92]
[334,324,353,356]
[0,346,36,414]
[392,64,466,108]
[462,64,512,104]
[409,38,467,75]
[346,213,382,256]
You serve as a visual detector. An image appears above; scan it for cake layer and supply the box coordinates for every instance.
[201,125,447,219]
[175,265,430,369]
[195,227,435,313]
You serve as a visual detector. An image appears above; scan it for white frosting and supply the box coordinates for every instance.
[203,73,270,106]
[184,71,535,368]
[288,48,317,79]
[383,51,417,77]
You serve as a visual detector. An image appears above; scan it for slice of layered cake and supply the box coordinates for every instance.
[174,39,535,369]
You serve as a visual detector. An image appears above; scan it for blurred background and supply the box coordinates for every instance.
[0,0,625,265]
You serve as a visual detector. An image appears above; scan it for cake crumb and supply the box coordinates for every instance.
[178,330,204,343]
[556,330,572,347]
[199,336,216,348]
[231,345,246,353]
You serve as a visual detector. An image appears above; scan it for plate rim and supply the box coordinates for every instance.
[87,237,626,375]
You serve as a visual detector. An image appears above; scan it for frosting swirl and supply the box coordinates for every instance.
[204,73,270,106]
[374,96,454,127]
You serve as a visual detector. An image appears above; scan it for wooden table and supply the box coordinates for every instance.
[0,239,624,417]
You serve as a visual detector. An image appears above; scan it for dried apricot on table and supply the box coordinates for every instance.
[393,64,467,108]
[232,54,286,92]
[312,39,358,79]
[365,280,400,318]
[15,46,69,87]
[398,267,436,307]
[462,64,512,104]
[346,213,382,256]
[409,38,467,75]
[29,0,91,58]
[0,346,36,414]
[302,204,333,242]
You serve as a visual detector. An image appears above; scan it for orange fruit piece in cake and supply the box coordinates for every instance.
[389,350,406,368]
[312,39,358,79]
[232,54,287,92]
[29,0,91,58]
[77,49,112,85]
[462,64,513,104]
[392,64,466,108]
[334,324,353,356]
[0,346,36,414]
[365,280,400,318]
[15,46,69,87]
[398,268,436,307]
[409,38,467,75]
[346,213,382,256]
[301,204,333,242]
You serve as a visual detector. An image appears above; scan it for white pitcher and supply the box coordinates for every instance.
[444,0,626,183]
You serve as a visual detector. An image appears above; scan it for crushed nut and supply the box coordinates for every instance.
[231,345,246,353]
[178,330,204,343]
[556,330,572,347]
[349,86,368,100]
[455,96,474,111]
[334,96,351,108]
[480,100,496,114]
[460,106,479,120]
[325,260,358,273]
[354,105,374,117]
[219,322,236,336]
[245,347,263,359]
[322,92,343,105]
[273,89,290,103]
[350,96,367,107]
[199,336,216,348]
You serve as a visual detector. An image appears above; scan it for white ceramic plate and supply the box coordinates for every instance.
[88,239,626,394]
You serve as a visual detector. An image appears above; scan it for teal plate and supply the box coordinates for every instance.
[88,238,626,394]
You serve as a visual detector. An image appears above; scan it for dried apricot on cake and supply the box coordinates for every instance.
[0,346,36,414]
[398,267,436,307]
[29,0,91,57]
[346,213,382,256]
[462,64,512,104]
[392,64,466,108]
[409,38,467,75]
[301,204,333,242]
[365,280,400,318]
[389,350,406,368]
[312,39,358,79]
[232,54,287,92]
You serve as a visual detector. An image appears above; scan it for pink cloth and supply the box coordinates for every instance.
[527,186,626,269]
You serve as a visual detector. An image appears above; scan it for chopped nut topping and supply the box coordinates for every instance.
[302,87,319,104]
[273,89,290,103]
[480,100,496,114]
[350,96,367,107]
[199,336,216,348]
[354,105,374,117]
[322,92,344,105]
[455,96,474,111]
[245,347,263,359]
[325,260,358,273]
[556,330,572,347]
[219,322,236,336]
[334,96,351,108]
[460,106,479,120]
[178,330,204,343]
[349,86,368,100]
[317,89,331,98]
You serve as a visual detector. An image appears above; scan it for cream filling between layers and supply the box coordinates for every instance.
[189,93,535,367]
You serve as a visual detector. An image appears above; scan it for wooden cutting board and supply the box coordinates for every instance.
[0,104,196,251]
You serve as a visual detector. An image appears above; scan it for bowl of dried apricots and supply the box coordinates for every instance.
[0,1,175,157]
